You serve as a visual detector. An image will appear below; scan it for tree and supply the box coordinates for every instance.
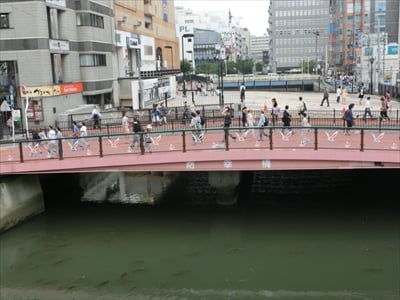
[180,59,193,74]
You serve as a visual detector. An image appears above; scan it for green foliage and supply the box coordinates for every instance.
[299,60,316,74]
[180,59,193,74]
[195,62,219,74]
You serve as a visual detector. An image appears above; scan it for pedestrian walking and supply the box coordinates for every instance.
[78,121,89,149]
[47,125,57,158]
[144,124,153,153]
[270,98,280,126]
[281,105,292,133]
[241,106,248,128]
[379,96,390,121]
[341,87,347,104]
[240,82,246,102]
[129,116,142,152]
[358,83,364,104]
[182,101,190,123]
[243,108,256,139]
[298,96,307,116]
[159,102,168,125]
[257,110,269,141]
[344,103,356,135]
[92,105,101,129]
[6,115,13,136]
[122,111,131,142]
[362,96,374,120]
[300,112,311,146]
[221,107,237,143]
[151,103,161,126]
[336,86,342,103]
[320,88,330,107]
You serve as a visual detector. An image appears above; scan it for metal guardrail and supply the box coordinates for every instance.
[1,126,399,165]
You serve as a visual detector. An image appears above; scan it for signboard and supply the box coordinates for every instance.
[27,99,43,121]
[60,82,83,94]
[127,37,139,49]
[46,0,66,7]
[387,44,398,55]
[49,39,70,51]
[19,82,82,97]
[177,24,194,36]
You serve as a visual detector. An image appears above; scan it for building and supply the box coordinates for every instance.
[0,0,181,130]
[113,0,179,109]
[0,0,115,127]
[268,0,330,73]
[250,34,270,65]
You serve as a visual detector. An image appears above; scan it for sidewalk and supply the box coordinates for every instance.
[171,90,398,113]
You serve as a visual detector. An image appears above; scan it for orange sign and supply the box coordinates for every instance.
[61,82,83,94]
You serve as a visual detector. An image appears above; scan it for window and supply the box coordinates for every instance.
[0,13,10,29]
[80,54,106,67]
[144,14,152,29]
[77,13,104,28]
[144,45,153,56]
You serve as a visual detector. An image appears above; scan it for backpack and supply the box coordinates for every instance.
[303,102,307,111]
[132,121,141,133]
[264,118,269,126]
[200,115,205,126]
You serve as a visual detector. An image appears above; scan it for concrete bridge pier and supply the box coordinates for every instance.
[0,175,44,232]
[208,171,240,206]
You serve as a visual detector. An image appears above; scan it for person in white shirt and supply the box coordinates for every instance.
[78,121,89,149]
[362,96,373,120]
[47,125,57,158]
[336,86,342,103]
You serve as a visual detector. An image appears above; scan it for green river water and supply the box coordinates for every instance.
[1,199,399,300]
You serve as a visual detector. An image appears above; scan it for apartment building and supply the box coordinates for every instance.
[0,0,180,130]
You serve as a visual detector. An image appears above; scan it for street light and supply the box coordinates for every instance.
[181,33,194,97]
[164,45,173,70]
[370,57,375,95]
[314,31,319,74]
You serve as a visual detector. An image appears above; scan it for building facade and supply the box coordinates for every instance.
[0,0,181,130]
[268,0,330,73]
[0,0,115,127]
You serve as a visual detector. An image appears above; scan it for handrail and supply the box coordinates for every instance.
[1,126,399,165]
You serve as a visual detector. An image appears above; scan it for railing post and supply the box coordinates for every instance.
[269,127,273,150]
[360,128,364,152]
[58,139,63,160]
[19,142,24,163]
[99,136,104,157]
[314,128,318,150]
[140,133,145,155]
[182,130,186,152]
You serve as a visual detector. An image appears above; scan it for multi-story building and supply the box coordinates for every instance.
[0,0,180,131]
[250,34,269,65]
[0,0,115,127]
[268,0,330,73]
[114,0,179,109]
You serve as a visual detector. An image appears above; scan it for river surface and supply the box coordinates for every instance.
[1,196,399,300]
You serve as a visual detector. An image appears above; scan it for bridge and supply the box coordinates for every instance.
[1,125,399,175]
[1,91,399,175]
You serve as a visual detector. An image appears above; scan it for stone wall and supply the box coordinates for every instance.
[0,175,44,232]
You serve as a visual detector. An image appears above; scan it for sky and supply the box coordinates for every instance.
[174,0,270,36]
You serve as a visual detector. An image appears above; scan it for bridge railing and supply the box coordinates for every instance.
[1,125,399,165]
[52,108,399,137]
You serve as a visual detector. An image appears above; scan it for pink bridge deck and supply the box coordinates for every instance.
[1,130,399,174]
